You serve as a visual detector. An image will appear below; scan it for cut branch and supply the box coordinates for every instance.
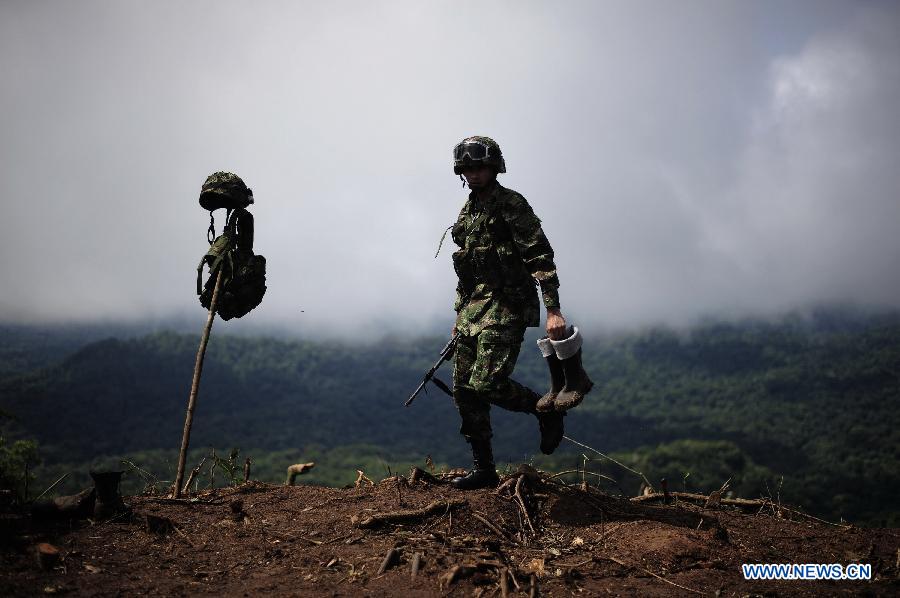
[285,462,316,486]
[181,457,207,495]
[353,499,466,528]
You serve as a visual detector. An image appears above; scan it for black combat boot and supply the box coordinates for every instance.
[451,437,500,490]
[555,347,593,411]
[537,411,565,454]
[535,336,566,412]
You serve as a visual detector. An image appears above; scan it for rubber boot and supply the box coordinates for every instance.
[550,326,594,412]
[535,336,566,412]
[537,411,565,454]
[555,348,594,411]
[451,437,500,490]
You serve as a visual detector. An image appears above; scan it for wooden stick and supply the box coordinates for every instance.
[410,552,422,578]
[173,268,223,497]
[377,547,400,575]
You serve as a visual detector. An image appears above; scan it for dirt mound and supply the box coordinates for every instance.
[2,469,898,596]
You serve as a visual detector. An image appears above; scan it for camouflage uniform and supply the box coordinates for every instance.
[451,180,560,441]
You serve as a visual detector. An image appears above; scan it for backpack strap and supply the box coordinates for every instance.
[228,208,255,252]
[196,233,235,295]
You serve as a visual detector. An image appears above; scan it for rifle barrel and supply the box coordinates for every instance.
[404,334,459,407]
[405,378,428,407]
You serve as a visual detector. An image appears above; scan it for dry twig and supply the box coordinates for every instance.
[354,469,374,488]
[496,477,518,495]
[408,467,444,485]
[182,457,207,495]
[564,435,654,491]
[546,470,616,484]
[514,476,536,535]
[32,472,70,502]
[599,556,705,595]
[472,511,515,543]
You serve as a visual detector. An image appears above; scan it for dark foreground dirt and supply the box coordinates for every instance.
[2,469,898,597]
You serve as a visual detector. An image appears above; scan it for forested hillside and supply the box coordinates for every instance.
[1,310,898,526]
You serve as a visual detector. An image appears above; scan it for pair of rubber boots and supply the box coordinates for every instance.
[535,326,593,413]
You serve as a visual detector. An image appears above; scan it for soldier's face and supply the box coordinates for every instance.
[461,164,496,190]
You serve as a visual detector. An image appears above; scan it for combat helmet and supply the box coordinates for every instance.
[199,171,254,211]
[453,136,506,175]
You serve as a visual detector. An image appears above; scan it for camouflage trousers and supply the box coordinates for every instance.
[452,325,540,441]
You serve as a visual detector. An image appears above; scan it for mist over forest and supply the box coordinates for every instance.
[2,307,898,527]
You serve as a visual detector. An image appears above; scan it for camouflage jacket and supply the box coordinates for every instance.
[452,181,560,337]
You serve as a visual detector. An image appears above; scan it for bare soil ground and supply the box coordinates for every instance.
[2,468,898,597]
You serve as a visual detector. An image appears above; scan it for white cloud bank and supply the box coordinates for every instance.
[0,1,897,336]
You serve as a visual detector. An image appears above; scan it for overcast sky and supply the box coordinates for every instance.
[1,1,898,337]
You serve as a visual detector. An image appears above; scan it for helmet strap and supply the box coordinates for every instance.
[460,174,467,188]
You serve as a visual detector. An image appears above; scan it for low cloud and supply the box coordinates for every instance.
[0,1,897,337]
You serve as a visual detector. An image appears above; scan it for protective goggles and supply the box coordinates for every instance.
[453,140,494,162]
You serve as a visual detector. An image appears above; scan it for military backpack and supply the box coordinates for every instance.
[196,172,266,321]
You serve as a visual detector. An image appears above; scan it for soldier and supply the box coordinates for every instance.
[448,136,593,490]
